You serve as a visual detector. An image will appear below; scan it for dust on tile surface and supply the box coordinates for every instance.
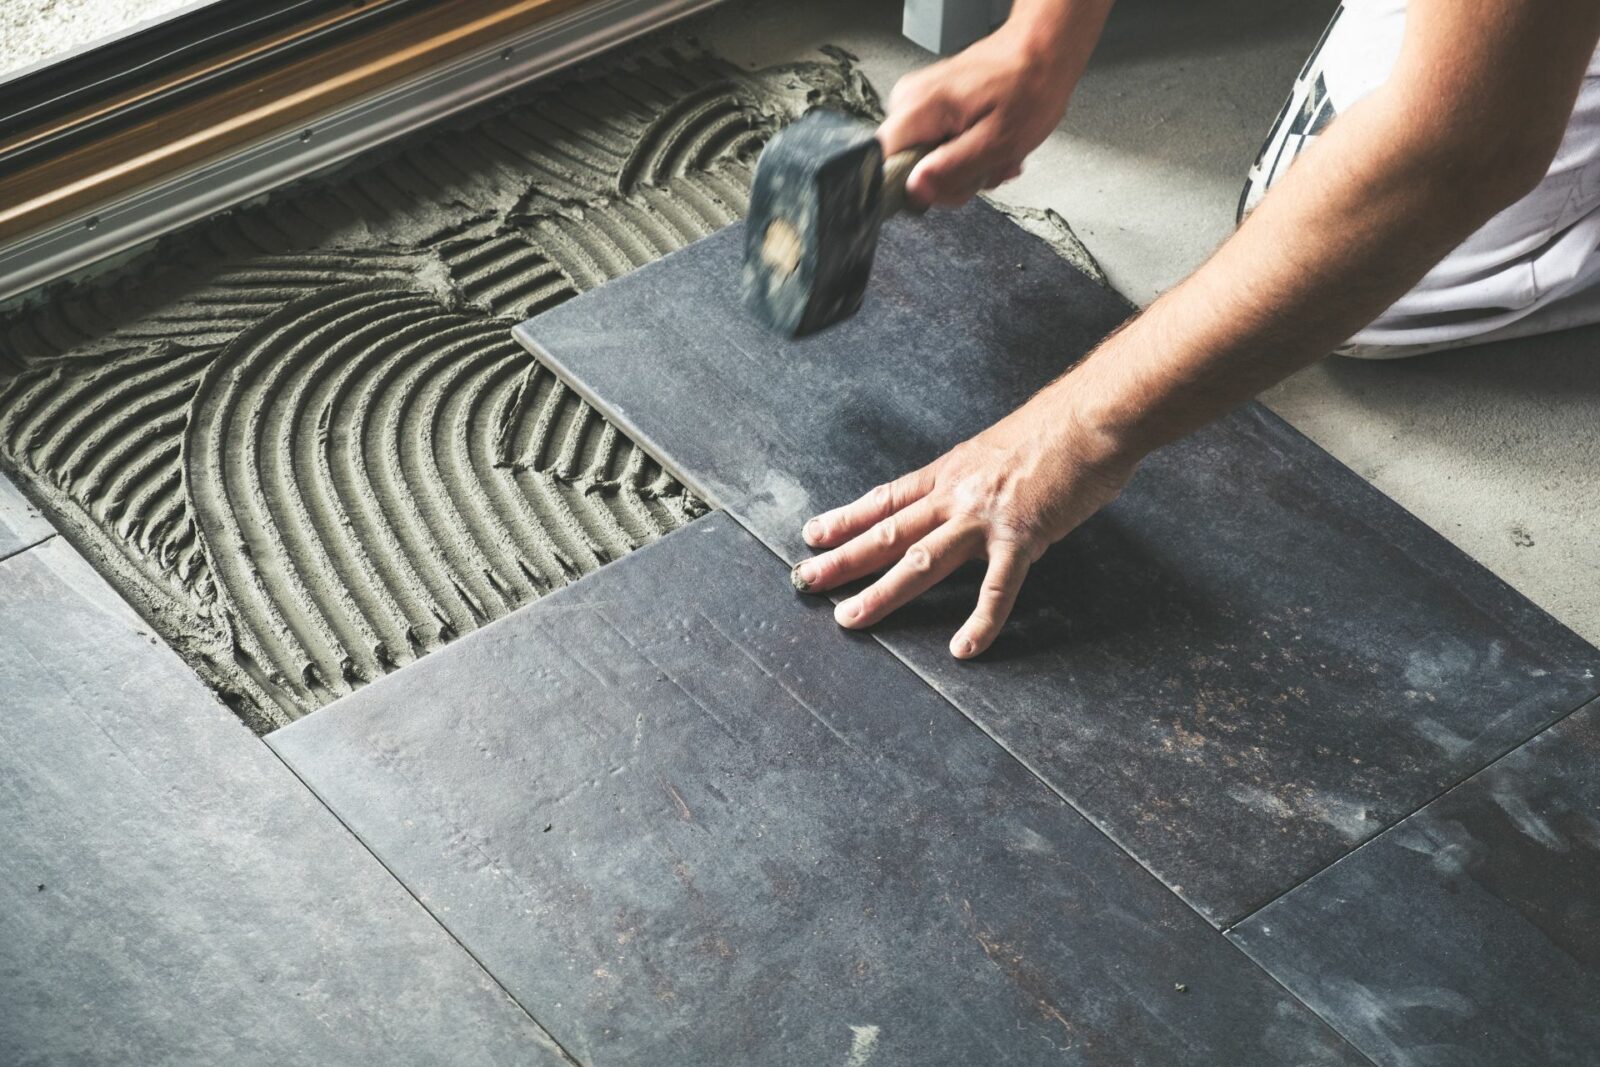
[0,44,880,731]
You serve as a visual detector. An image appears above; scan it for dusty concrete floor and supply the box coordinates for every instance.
[0,0,195,78]
[703,0,1600,645]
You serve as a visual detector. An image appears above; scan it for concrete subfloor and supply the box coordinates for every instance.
[700,0,1600,645]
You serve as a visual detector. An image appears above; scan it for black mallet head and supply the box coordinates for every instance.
[742,110,921,337]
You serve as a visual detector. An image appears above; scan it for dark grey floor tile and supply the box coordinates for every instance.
[0,539,568,1067]
[270,513,1365,1067]
[514,204,1600,925]
[0,468,52,561]
[1230,700,1600,1067]
[517,203,1132,563]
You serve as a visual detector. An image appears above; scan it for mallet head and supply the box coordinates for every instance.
[742,110,889,337]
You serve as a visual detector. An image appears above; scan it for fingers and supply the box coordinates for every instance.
[882,68,1028,207]
[792,496,941,593]
[835,521,980,630]
[808,523,1034,657]
[803,468,934,550]
[949,541,1030,659]
[878,97,952,158]
[906,113,1009,208]
[879,71,961,155]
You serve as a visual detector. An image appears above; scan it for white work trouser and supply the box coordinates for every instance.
[1239,0,1600,357]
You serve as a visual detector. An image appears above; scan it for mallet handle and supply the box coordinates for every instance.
[880,147,931,219]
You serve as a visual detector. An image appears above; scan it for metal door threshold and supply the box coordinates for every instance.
[0,0,724,305]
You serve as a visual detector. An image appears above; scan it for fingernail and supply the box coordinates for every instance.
[803,519,823,544]
[790,562,815,593]
[835,599,860,626]
[953,635,974,658]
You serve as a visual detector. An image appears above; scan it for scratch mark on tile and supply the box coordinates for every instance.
[590,606,740,741]
[662,779,695,824]
[696,608,861,756]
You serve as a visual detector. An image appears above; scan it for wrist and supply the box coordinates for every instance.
[1008,377,1144,492]
[1000,0,1111,70]
[1046,333,1157,474]
[1067,393,1146,484]
[997,14,1072,72]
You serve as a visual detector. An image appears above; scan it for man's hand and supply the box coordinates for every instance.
[792,384,1137,658]
[878,0,1113,207]
[798,0,1600,657]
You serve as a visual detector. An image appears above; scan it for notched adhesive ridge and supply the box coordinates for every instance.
[0,44,880,731]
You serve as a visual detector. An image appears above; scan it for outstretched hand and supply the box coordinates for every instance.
[792,387,1137,657]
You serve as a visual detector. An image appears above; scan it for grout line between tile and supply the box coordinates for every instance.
[720,508,1382,1065]
[1231,951,1384,1067]
[262,742,588,1067]
[253,506,1381,1065]
[0,530,56,566]
[529,323,1600,934]
[1224,688,1600,933]
[722,506,1237,923]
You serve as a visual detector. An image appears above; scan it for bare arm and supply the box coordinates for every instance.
[797,0,1600,657]
[1074,0,1600,456]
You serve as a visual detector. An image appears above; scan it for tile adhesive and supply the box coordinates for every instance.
[0,42,1102,733]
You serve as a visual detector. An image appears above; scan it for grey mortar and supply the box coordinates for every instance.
[0,43,884,732]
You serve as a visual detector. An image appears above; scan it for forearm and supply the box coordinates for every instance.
[999,0,1115,79]
[1054,0,1600,463]
[1060,95,1519,458]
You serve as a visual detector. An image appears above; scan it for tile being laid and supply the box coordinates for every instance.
[270,513,1367,1067]
[1230,699,1600,1067]
[519,202,1133,559]
[0,538,567,1066]
[0,467,52,560]
[514,203,1600,925]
